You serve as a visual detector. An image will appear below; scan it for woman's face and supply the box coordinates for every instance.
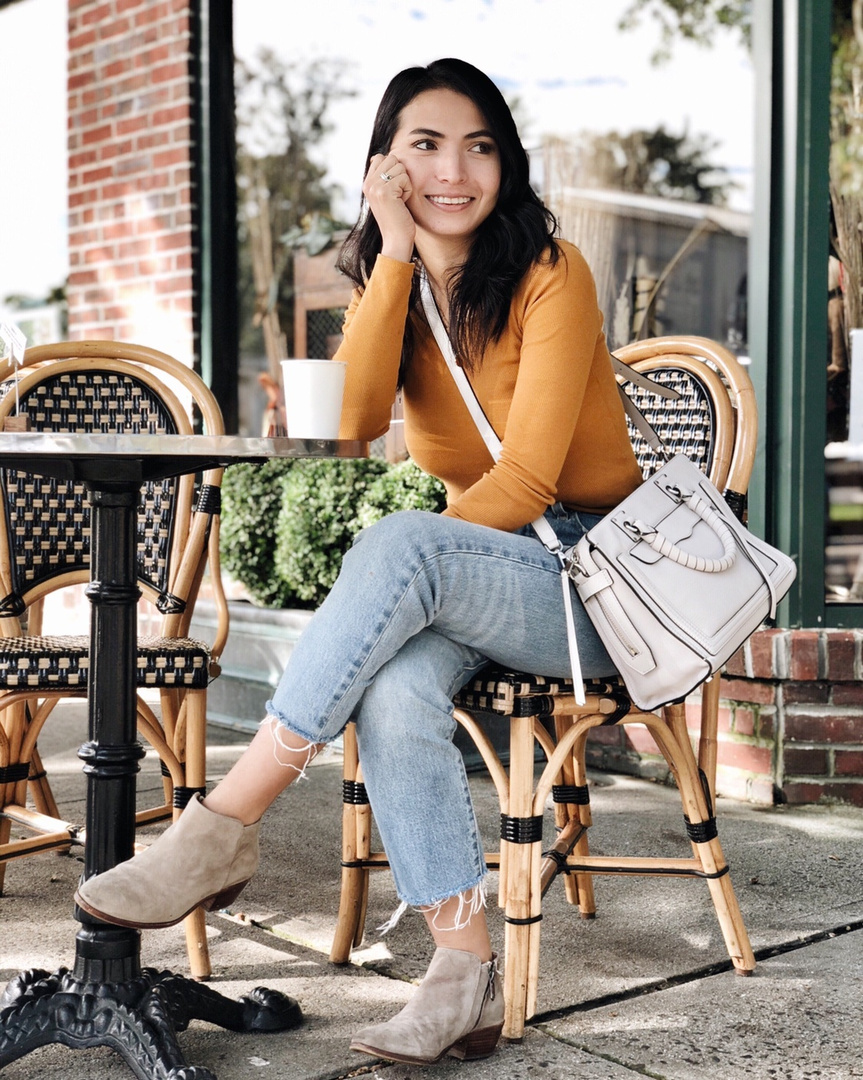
[387,88,501,248]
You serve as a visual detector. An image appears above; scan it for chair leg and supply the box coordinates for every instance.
[0,718,13,894]
[701,837,756,973]
[16,698,66,822]
[330,722,371,963]
[0,699,74,879]
[551,715,579,907]
[27,745,63,820]
[134,698,174,827]
[649,705,755,975]
[501,713,542,1041]
[183,907,210,979]
[8,706,31,836]
[568,729,598,918]
[176,689,212,980]
[552,716,597,916]
[0,814,10,894]
[698,675,721,807]
[159,689,182,809]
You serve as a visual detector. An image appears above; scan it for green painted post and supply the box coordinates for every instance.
[749,0,832,628]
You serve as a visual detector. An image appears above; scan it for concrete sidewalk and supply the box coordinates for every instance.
[3,701,863,1079]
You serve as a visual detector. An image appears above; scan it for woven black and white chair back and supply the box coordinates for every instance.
[0,368,184,619]
[614,336,749,518]
[621,365,717,479]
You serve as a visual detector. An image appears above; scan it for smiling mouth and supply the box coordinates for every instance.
[427,196,473,206]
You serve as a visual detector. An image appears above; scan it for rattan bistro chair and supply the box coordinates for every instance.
[330,336,759,1039]
[0,341,229,979]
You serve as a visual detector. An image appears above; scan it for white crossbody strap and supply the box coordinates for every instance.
[419,271,587,704]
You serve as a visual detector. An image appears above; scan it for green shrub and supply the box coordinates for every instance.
[220,456,448,610]
[220,458,298,607]
[274,458,389,607]
[356,458,447,529]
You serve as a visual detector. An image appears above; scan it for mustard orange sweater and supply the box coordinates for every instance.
[337,239,642,533]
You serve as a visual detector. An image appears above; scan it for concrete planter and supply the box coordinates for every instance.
[189,599,313,732]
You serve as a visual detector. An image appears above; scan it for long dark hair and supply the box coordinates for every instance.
[336,57,559,375]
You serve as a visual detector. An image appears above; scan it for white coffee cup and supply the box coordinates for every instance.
[280,359,347,439]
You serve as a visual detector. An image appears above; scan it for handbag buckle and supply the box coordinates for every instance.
[622,518,657,542]
[562,549,585,580]
[662,482,691,503]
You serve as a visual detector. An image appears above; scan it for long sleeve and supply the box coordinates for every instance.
[336,255,415,442]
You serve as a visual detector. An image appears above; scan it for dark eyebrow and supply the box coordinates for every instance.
[408,127,496,141]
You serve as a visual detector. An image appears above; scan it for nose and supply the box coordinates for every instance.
[435,147,467,183]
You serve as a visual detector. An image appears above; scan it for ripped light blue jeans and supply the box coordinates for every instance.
[266,507,614,908]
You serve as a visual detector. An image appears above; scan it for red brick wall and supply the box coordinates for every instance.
[66,0,196,365]
[720,628,863,806]
[585,629,863,808]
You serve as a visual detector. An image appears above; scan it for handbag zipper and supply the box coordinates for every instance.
[598,597,642,658]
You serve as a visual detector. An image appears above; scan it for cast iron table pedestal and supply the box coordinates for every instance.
[0,434,366,1080]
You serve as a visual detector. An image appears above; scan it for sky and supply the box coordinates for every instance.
[0,0,754,305]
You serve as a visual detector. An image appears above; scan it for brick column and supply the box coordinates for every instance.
[585,629,863,808]
[66,0,196,366]
[718,628,863,806]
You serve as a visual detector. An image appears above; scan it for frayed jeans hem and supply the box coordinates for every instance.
[260,709,343,748]
[395,868,487,912]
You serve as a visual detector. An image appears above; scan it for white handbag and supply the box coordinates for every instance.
[566,454,796,710]
[420,272,797,711]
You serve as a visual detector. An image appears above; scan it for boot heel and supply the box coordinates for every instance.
[204,879,250,912]
[448,1022,504,1061]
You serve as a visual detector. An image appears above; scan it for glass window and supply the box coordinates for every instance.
[826,1,863,603]
[232,0,754,435]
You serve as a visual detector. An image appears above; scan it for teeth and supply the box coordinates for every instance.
[429,196,471,205]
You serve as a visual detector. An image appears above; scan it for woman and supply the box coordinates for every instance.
[75,57,642,1066]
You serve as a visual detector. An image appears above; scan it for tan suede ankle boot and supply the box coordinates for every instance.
[74,794,260,929]
[350,947,504,1065]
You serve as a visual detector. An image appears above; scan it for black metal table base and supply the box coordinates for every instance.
[0,964,302,1079]
[0,443,358,1079]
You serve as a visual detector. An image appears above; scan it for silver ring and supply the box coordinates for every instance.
[380,172,392,182]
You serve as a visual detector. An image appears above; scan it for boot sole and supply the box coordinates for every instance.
[349,1022,503,1065]
[73,879,250,930]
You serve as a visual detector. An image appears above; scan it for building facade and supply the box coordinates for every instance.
[59,0,859,805]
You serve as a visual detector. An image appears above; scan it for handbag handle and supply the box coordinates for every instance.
[629,491,736,572]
